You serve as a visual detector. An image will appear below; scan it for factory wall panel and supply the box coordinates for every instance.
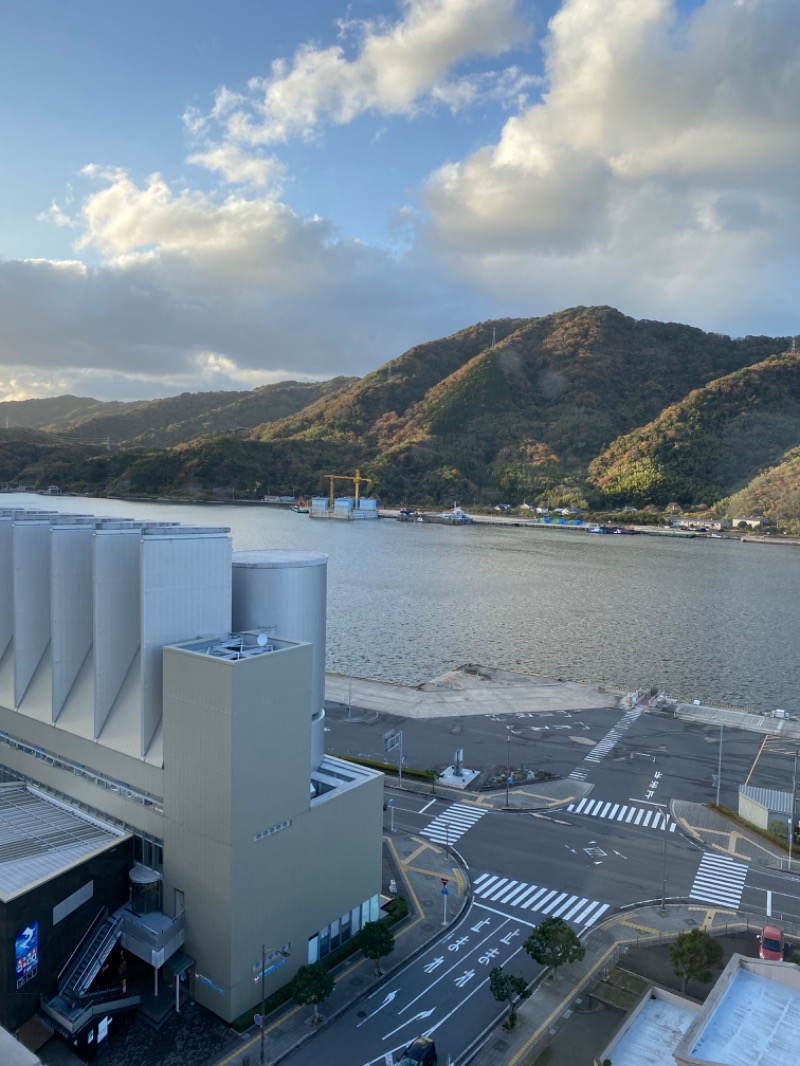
[226,772,383,1019]
[51,527,93,723]
[13,522,52,709]
[141,536,232,756]
[94,531,141,739]
[230,645,312,838]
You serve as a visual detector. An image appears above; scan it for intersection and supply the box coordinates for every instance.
[275,696,800,1065]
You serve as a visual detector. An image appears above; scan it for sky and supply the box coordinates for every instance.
[0,0,798,403]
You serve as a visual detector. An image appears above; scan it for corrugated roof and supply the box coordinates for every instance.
[0,785,125,899]
[739,785,793,814]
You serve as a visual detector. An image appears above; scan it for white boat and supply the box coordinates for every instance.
[422,504,473,525]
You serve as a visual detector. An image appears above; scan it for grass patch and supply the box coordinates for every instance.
[706,803,789,851]
[333,754,437,785]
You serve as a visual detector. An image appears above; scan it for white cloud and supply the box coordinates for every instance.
[5,0,799,408]
[418,0,800,332]
[189,0,529,155]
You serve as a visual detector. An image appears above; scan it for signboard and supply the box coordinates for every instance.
[383,729,401,753]
[15,922,38,989]
[252,955,288,983]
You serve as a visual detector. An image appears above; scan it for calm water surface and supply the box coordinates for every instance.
[8,494,800,712]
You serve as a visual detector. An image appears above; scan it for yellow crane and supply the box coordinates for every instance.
[323,469,372,508]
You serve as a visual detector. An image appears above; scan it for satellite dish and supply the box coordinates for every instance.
[257,632,268,647]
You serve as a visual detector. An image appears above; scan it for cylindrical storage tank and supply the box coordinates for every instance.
[232,550,328,769]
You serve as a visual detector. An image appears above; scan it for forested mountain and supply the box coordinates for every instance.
[0,378,354,449]
[1,307,797,524]
[587,352,800,506]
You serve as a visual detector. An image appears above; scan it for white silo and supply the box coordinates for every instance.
[231,550,328,769]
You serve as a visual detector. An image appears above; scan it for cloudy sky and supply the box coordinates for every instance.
[1,0,798,402]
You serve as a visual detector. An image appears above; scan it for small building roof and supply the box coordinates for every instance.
[739,785,792,814]
[0,785,126,900]
[597,986,699,1066]
[676,954,800,1065]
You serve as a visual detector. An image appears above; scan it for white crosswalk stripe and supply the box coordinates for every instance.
[420,803,486,845]
[689,852,748,908]
[473,872,610,930]
[567,709,641,780]
[566,797,677,832]
[584,709,640,763]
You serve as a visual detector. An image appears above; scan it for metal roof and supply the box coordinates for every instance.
[739,785,793,814]
[0,785,125,899]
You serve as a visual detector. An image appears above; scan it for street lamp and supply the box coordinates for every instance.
[257,945,289,1064]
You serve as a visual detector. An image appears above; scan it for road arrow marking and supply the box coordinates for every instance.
[357,990,400,1027]
[613,850,627,859]
[383,1008,436,1041]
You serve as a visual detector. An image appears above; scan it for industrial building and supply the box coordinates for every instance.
[0,509,383,1048]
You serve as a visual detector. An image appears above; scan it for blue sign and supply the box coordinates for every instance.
[253,956,288,982]
[441,887,448,896]
[197,972,225,995]
[15,922,38,988]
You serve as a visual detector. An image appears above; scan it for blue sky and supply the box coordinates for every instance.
[0,0,797,402]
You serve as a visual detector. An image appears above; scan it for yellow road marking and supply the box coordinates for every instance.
[404,841,435,865]
[386,836,426,940]
[745,733,770,786]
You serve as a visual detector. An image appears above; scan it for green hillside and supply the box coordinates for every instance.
[1,307,797,518]
[588,352,800,507]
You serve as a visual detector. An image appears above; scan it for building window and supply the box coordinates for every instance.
[340,912,351,944]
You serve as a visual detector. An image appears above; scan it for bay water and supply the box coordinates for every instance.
[7,494,799,713]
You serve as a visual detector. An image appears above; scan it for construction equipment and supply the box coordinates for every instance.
[323,469,372,508]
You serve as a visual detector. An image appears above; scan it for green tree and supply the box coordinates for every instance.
[360,920,395,976]
[669,928,724,993]
[524,917,586,976]
[488,966,531,1030]
[289,962,334,1025]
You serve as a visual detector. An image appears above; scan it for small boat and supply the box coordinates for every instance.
[291,495,309,514]
[586,525,611,534]
[420,504,473,525]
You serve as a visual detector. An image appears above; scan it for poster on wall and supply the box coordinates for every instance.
[15,922,38,988]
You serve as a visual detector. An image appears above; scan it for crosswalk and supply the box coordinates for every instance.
[473,872,610,929]
[584,709,641,763]
[566,797,676,832]
[420,803,486,845]
[689,852,748,908]
[568,767,591,782]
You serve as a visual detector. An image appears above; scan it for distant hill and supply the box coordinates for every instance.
[253,306,786,504]
[587,352,800,506]
[21,378,355,449]
[722,447,800,534]
[0,395,122,430]
[2,307,798,520]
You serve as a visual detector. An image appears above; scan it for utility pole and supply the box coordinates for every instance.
[715,724,724,806]
[660,805,668,910]
[790,749,798,868]
[505,734,511,807]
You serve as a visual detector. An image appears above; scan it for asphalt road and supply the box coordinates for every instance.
[293,703,800,1065]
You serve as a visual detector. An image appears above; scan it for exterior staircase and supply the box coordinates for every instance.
[60,913,123,1005]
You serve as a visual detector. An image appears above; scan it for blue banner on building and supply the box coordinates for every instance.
[15,922,38,988]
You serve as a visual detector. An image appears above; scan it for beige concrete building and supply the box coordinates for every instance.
[0,508,383,1040]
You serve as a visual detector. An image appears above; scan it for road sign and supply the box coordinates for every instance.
[441,887,448,895]
[441,878,449,887]
[383,729,401,753]
[254,1013,263,1027]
